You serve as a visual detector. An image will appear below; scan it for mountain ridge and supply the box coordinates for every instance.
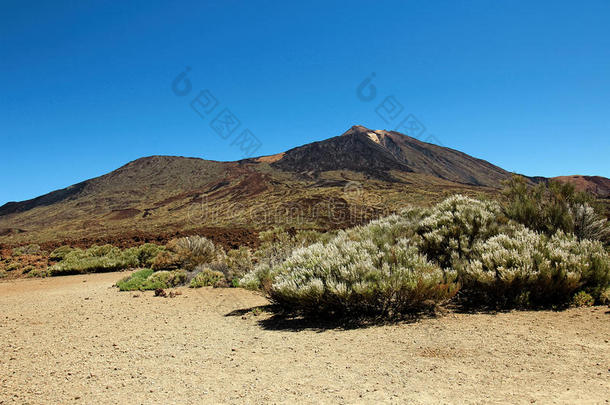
[1,125,607,248]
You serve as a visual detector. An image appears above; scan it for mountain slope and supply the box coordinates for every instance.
[1,125,604,248]
[272,126,512,186]
[553,175,610,198]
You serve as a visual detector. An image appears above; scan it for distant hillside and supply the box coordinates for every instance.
[1,125,606,248]
[553,175,610,198]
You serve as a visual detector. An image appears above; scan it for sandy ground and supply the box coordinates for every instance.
[0,273,608,404]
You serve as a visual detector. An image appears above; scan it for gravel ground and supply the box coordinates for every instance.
[1,272,609,404]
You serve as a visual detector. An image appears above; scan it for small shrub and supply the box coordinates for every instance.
[13,244,41,256]
[116,269,187,291]
[152,236,221,271]
[116,269,154,291]
[0,270,6,279]
[571,203,610,245]
[151,250,180,270]
[133,243,164,267]
[189,268,225,288]
[224,247,253,283]
[49,246,74,261]
[146,270,187,288]
[6,262,20,272]
[599,287,610,305]
[27,268,49,278]
[22,265,35,274]
[571,291,594,307]
[175,236,221,270]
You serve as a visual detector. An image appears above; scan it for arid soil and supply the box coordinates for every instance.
[1,273,608,404]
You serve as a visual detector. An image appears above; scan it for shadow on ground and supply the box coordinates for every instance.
[225,305,439,332]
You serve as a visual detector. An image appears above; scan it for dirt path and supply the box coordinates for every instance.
[1,273,608,404]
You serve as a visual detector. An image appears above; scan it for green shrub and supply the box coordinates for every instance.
[6,262,20,272]
[125,243,164,267]
[461,229,610,308]
[146,270,187,288]
[415,195,503,269]
[22,265,35,274]
[13,244,41,256]
[502,176,609,244]
[27,268,49,278]
[223,247,253,283]
[0,270,6,278]
[267,234,458,317]
[599,287,610,305]
[152,236,221,271]
[116,269,187,291]
[49,246,74,261]
[116,269,155,291]
[49,245,139,276]
[571,291,594,307]
[189,268,226,288]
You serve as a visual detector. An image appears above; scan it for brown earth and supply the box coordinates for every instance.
[1,272,608,404]
[553,175,610,199]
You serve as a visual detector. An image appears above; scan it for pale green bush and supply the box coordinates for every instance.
[268,234,457,317]
[224,247,253,284]
[152,236,221,271]
[416,195,503,269]
[462,229,610,307]
[571,203,610,244]
[146,270,187,288]
[13,244,42,256]
[49,245,74,261]
[189,268,225,288]
[242,228,335,290]
[49,245,140,276]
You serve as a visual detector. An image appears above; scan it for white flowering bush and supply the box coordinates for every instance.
[268,234,457,317]
[239,194,609,315]
[571,203,610,244]
[416,195,503,269]
[462,229,610,307]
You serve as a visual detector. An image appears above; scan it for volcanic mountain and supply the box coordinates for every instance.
[0,125,605,249]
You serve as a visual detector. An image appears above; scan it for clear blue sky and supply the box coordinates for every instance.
[1,0,609,205]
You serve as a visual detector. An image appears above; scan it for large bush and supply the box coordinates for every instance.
[461,228,610,308]
[502,176,609,245]
[240,194,610,315]
[267,234,457,317]
[415,195,504,269]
